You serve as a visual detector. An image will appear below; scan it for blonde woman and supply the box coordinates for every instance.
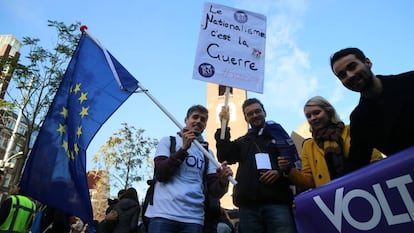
[278,96,383,191]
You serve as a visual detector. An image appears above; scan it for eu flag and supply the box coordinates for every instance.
[20,33,138,225]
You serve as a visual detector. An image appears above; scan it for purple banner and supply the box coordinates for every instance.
[294,146,414,233]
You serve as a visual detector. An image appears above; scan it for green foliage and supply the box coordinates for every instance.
[0,99,14,109]
[12,20,81,128]
[93,122,158,191]
[4,20,82,186]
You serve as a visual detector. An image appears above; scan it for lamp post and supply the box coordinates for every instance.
[0,152,23,169]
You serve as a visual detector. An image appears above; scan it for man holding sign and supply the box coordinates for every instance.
[215,98,299,233]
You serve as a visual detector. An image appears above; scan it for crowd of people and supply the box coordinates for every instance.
[1,47,413,233]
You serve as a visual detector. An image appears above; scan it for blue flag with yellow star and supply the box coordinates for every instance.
[20,33,138,226]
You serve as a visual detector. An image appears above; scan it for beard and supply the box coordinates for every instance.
[249,117,265,129]
[359,69,375,93]
[346,67,374,92]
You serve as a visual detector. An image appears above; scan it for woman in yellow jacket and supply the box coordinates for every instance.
[278,96,383,191]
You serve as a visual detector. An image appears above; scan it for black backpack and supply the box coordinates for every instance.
[141,136,176,230]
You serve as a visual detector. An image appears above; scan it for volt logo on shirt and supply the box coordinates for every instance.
[185,155,205,169]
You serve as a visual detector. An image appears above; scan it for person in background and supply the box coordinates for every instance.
[330,47,414,173]
[100,189,126,233]
[106,189,126,215]
[203,194,221,233]
[277,96,383,191]
[217,208,234,233]
[233,222,240,233]
[69,216,84,233]
[215,98,298,233]
[144,104,233,233]
[41,206,73,233]
[0,185,36,233]
[113,187,140,233]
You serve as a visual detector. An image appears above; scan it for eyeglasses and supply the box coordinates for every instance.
[245,108,263,118]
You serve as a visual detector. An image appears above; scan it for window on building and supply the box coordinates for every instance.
[218,85,233,96]
[2,174,11,188]
[1,137,8,148]
[0,137,5,149]
[14,144,21,153]
[2,64,11,74]
[5,119,14,129]
[17,125,26,135]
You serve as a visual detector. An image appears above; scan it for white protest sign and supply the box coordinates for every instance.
[193,2,267,93]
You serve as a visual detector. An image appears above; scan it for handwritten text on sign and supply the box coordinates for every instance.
[193,2,267,93]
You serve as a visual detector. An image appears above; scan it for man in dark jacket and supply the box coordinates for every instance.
[330,47,414,173]
[215,98,298,233]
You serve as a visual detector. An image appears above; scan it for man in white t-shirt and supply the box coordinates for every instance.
[145,104,233,233]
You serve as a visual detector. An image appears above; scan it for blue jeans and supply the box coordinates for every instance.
[239,204,297,233]
[148,217,203,233]
[217,222,232,233]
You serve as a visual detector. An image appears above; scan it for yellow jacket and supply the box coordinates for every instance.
[288,125,383,191]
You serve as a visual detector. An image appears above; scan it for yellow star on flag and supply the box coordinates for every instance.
[60,107,68,119]
[80,106,89,118]
[73,83,81,94]
[57,124,66,135]
[77,126,82,138]
[79,92,88,104]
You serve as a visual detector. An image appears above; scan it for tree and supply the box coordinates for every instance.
[3,20,81,187]
[92,122,158,192]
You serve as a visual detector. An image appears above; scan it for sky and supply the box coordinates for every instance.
[2,0,414,193]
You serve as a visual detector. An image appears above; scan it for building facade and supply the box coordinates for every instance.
[0,110,28,201]
[0,35,23,200]
[87,170,111,221]
[1,35,21,99]
[205,83,247,210]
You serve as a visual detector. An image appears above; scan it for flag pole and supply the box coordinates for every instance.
[79,25,236,185]
[220,86,231,139]
[136,82,237,185]
[80,25,124,90]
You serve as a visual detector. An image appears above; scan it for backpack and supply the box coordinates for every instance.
[141,136,176,230]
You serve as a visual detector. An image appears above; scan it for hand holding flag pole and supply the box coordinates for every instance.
[136,82,237,185]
